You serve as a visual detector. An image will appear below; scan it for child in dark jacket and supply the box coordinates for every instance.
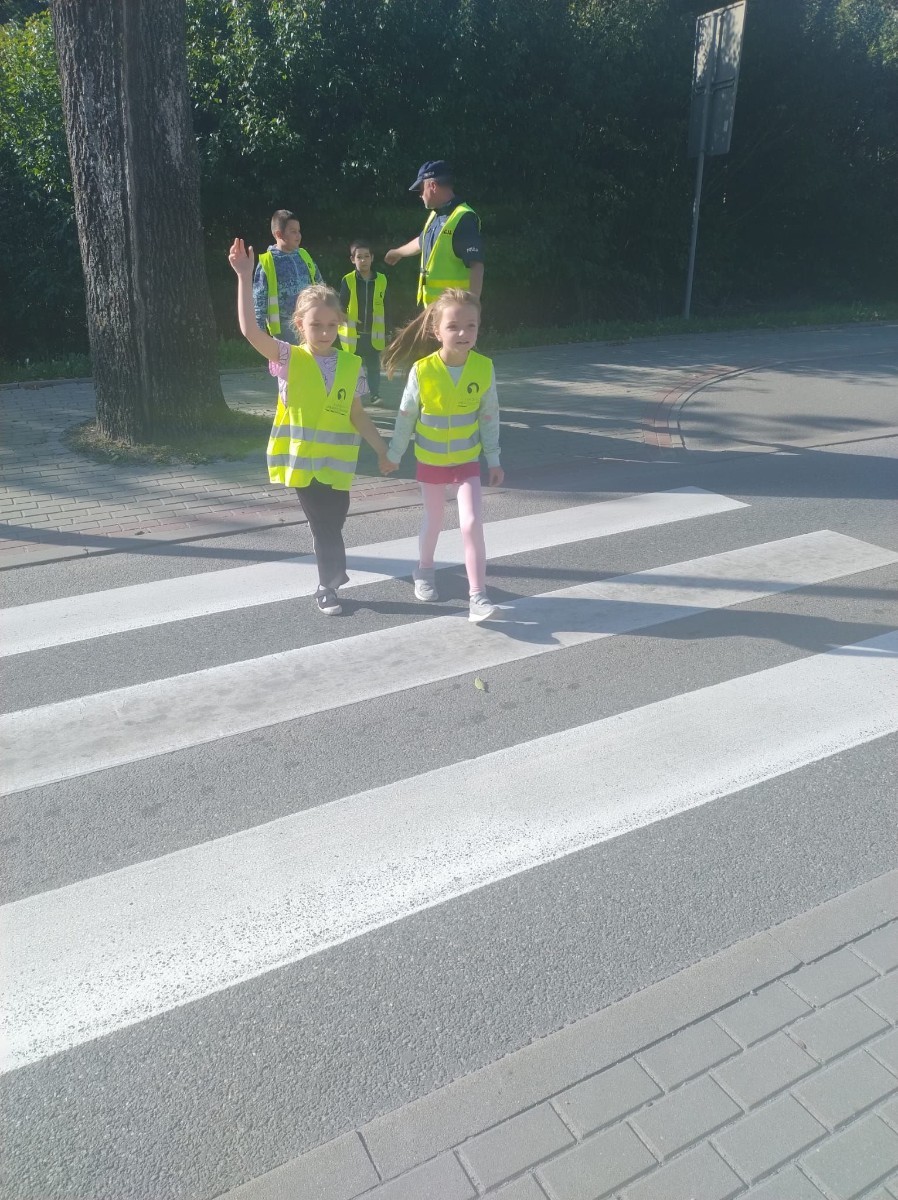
[338,240,388,403]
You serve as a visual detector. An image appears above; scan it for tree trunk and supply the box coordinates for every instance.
[50,0,228,441]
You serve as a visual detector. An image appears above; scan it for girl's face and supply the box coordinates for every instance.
[298,304,340,353]
[434,303,480,360]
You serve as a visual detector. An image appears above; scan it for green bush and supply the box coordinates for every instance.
[1,0,896,361]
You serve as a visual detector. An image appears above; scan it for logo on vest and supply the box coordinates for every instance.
[466,382,480,395]
[326,385,351,416]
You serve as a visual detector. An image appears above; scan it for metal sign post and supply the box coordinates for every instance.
[683,1,747,318]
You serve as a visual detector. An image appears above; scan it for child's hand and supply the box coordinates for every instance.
[488,466,505,487]
[228,238,254,277]
[379,454,398,475]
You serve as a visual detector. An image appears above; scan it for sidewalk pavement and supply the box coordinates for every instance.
[2,323,896,570]
[223,871,898,1200]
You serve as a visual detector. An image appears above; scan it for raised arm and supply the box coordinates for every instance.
[383,235,421,267]
[228,238,281,362]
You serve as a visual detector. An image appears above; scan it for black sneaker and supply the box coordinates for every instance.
[368,395,382,406]
[315,588,342,615]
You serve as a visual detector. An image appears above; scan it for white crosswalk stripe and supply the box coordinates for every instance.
[3,530,894,796]
[1,489,896,1081]
[3,630,896,1074]
[1,487,745,656]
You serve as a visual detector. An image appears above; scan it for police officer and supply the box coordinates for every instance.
[384,161,484,306]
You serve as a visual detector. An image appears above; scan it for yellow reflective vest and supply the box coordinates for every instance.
[414,350,492,466]
[267,346,362,490]
[338,271,387,351]
[258,249,320,334]
[417,204,479,306]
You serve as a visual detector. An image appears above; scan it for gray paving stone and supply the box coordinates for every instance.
[795,1049,898,1129]
[790,995,889,1062]
[740,1165,828,1198]
[713,1031,818,1107]
[630,1075,741,1159]
[361,932,795,1181]
[221,1132,377,1199]
[360,1153,475,1200]
[712,1094,826,1183]
[459,1104,573,1191]
[637,1020,741,1089]
[555,1061,661,1136]
[621,1143,742,1200]
[787,949,878,1008]
[878,1094,898,1130]
[801,1115,898,1197]
[537,1124,657,1200]
[862,973,898,1023]
[485,1176,548,1199]
[715,982,812,1047]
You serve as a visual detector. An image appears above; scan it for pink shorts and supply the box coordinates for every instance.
[415,460,481,485]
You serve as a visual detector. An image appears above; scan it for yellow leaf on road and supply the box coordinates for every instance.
[474,676,487,692]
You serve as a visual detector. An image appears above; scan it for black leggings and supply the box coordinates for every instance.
[296,479,351,589]
[356,332,382,398]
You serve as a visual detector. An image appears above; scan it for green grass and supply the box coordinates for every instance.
[0,351,92,384]
[64,409,272,466]
[3,300,896,388]
[218,338,266,371]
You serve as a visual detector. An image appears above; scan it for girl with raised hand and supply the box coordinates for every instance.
[229,238,394,616]
[382,288,504,623]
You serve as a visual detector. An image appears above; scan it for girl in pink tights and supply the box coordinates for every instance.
[382,289,504,622]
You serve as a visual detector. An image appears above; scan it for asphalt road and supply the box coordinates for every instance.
[1,326,897,1199]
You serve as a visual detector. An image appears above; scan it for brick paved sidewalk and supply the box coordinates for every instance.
[4,324,893,570]
[0,371,421,568]
[0,353,663,569]
[224,871,898,1200]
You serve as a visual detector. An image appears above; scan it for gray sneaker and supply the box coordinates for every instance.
[468,592,497,623]
[413,568,438,602]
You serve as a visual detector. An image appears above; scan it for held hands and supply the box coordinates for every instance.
[488,466,505,487]
[379,454,398,475]
[228,238,254,278]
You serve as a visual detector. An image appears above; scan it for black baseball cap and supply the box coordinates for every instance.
[408,160,453,192]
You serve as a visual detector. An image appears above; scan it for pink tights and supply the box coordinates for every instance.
[418,478,486,595]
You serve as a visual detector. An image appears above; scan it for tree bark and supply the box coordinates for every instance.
[50,0,228,441]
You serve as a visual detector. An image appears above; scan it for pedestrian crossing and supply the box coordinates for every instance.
[2,487,897,1088]
[2,486,744,655]
[2,528,894,796]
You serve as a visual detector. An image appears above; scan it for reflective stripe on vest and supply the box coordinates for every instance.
[413,350,492,466]
[258,249,320,335]
[267,347,362,490]
[338,272,387,351]
[417,204,478,306]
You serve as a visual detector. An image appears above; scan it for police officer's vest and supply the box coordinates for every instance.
[414,350,491,466]
[258,249,320,335]
[338,271,387,351]
[267,346,362,490]
[418,204,479,306]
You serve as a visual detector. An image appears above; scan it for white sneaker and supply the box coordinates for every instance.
[468,593,497,623]
[315,588,342,615]
[413,568,438,602]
